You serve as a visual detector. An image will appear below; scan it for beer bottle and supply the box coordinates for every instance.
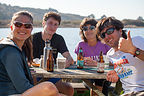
[77,47,84,69]
[47,49,54,72]
[43,39,51,70]
[97,51,105,73]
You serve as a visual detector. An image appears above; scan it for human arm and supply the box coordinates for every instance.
[56,35,74,67]
[62,51,74,68]
[1,47,33,93]
[106,70,119,83]
[118,31,144,61]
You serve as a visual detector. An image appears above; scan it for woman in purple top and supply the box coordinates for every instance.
[75,41,110,66]
[75,18,110,66]
[74,18,111,96]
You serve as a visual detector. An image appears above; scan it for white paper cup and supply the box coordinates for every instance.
[103,55,109,63]
[56,58,66,69]
[103,55,109,69]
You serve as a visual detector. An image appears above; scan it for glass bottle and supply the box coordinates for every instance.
[97,51,105,73]
[47,49,54,72]
[77,47,84,69]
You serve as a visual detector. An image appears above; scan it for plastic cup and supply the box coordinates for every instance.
[56,58,66,69]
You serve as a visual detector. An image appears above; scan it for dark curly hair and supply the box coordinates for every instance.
[96,17,127,40]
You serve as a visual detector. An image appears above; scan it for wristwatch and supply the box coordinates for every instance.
[133,48,140,57]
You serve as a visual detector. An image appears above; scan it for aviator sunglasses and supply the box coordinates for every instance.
[100,27,115,39]
[82,25,95,31]
[13,21,33,29]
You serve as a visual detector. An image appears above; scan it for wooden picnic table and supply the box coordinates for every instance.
[31,64,113,96]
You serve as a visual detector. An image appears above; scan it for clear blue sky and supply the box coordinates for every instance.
[0,0,144,20]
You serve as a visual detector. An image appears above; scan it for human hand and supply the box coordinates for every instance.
[84,57,97,66]
[65,57,74,68]
[118,31,136,55]
[62,52,74,68]
[106,70,119,83]
[65,59,71,68]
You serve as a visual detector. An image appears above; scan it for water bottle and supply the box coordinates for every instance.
[43,39,51,70]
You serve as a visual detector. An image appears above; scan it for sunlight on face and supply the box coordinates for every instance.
[11,15,33,42]
[101,26,122,48]
[43,17,59,35]
[83,24,96,40]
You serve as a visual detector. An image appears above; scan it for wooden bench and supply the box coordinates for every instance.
[70,83,88,93]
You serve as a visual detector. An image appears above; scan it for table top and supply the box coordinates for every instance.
[31,65,113,79]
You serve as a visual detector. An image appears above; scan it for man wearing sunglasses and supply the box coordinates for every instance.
[32,12,74,96]
[96,17,144,96]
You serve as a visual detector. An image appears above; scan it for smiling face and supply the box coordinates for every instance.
[83,24,96,41]
[11,15,33,42]
[43,17,59,36]
[101,26,122,48]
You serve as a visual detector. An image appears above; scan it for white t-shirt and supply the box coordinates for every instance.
[107,36,144,94]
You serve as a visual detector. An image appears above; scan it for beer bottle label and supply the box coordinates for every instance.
[77,60,84,67]
[97,63,104,72]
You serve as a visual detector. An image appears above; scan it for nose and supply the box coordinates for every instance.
[104,33,111,40]
[87,29,91,32]
[87,27,94,32]
[51,26,57,31]
[105,33,108,38]
[20,25,26,29]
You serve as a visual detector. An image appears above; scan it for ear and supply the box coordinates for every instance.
[119,29,122,32]
[119,29,122,35]
[42,21,45,27]
[10,25,13,31]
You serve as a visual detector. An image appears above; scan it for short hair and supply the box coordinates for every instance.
[96,17,127,39]
[79,18,98,42]
[43,11,61,25]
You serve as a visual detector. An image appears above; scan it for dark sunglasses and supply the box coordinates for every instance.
[82,26,95,31]
[100,28,115,39]
[13,21,33,29]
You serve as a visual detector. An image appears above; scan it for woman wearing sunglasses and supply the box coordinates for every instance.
[0,11,60,96]
[74,18,111,96]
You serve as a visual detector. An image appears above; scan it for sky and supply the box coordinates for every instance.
[0,0,144,20]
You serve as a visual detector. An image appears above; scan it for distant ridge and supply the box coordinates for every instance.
[0,3,85,21]
[0,3,144,28]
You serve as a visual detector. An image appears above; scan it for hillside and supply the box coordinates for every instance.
[0,3,144,28]
[0,3,85,27]
[0,3,85,21]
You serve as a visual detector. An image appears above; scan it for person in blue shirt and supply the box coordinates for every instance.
[0,11,60,96]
